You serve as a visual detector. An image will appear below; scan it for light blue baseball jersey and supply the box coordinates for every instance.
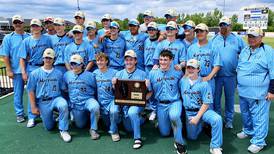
[51,34,73,65]
[63,70,97,107]
[153,39,186,65]
[237,44,274,100]
[148,67,183,102]
[27,67,64,99]
[120,31,148,70]
[115,68,146,80]
[19,34,52,72]
[158,24,184,36]
[84,35,103,54]
[187,41,222,77]
[144,37,158,67]
[64,41,95,66]
[102,36,126,68]
[211,33,246,77]
[98,28,108,37]
[93,68,117,108]
[182,37,198,51]
[0,32,30,73]
[179,77,213,109]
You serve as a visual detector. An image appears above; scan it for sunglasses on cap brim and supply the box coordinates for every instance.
[86,27,96,31]
[186,66,197,69]
[102,19,110,22]
[129,24,138,27]
[183,25,194,30]
[219,23,230,27]
[143,15,153,18]
[31,24,41,27]
[13,20,23,24]
[53,23,64,26]
[147,27,157,31]
[45,21,53,24]
[72,31,82,34]
[247,34,261,38]
[166,27,176,31]
[70,62,82,66]
[75,16,83,19]
[110,26,118,29]
[195,29,206,33]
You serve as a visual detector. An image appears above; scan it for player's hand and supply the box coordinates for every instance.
[174,64,182,71]
[265,92,274,101]
[145,79,150,88]
[93,44,98,48]
[202,76,211,82]
[31,106,40,115]
[22,72,28,82]
[112,77,117,85]
[189,116,200,125]
[157,32,166,42]
[7,70,14,79]
[152,64,159,70]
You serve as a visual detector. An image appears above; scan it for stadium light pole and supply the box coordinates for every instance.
[77,0,80,10]
[223,0,226,16]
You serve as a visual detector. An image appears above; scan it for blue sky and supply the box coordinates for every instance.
[0,0,273,22]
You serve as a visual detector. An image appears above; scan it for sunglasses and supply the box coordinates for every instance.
[144,15,153,19]
[102,19,110,22]
[73,31,82,35]
[13,20,23,24]
[31,24,40,28]
[129,24,138,27]
[166,27,176,31]
[75,16,83,20]
[195,29,205,33]
[70,62,82,67]
[147,27,157,31]
[43,57,53,60]
[186,66,196,69]
[219,23,230,27]
[183,25,194,30]
[86,27,96,31]
[45,21,53,25]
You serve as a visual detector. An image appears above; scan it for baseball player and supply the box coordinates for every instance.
[27,48,71,142]
[98,14,112,38]
[19,18,53,128]
[236,27,274,153]
[147,50,186,154]
[211,16,246,129]
[187,23,222,98]
[180,59,223,154]
[112,50,146,149]
[102,21,126,71]
[153,21,186,71]
[93,52,120,142]
[51,17,73,74]
[139,10,155,33]
[84,21,103,54]
[74,10,87,36]
[182,20,198,50]
[63,54,100,140]
[120,19,148,70]
[64,25,95,71]
[0,15,30,123]
[43,17,56,36]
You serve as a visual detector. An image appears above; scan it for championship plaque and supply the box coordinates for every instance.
[114,79,147,106]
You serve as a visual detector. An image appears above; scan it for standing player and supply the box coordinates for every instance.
[84,21,103,54]
[27,48,71,142]
[187,23,222,96]
[120,19,148,70]
[236,27,274,153]
[74,10,87,36]
[0,15,30,123]
[64,25,95,71]
[153,21,186,71]
[112,50,146,149]
[43,17,56,36]
[93,52,120,142]
[147,50,186,154]
[64,54,100,140]
[139,10,155,33]
[98,14,112,38]
[51,17,73,74]
[102,21,126,71]
[211,16,246,129]
[180,59,223,154]
[19,18,52,128]
[182,20,197,50]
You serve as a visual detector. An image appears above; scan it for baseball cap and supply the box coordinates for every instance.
[74,11,85,18]
[53,17,65,26]
[124,50,137,58]
[147,22,158,29]
[165,9,178,17]
[72,25,83,33]
[30,19,42,27]
[187,59,200,69]
[143,10,154,17]
[219,16,231,25]
[128,19,140,26]
[101,14,112,20]
[12,15,24,23]
[195,23,209,32]
[70,54,84,64]
[166,21,177,29]
[183,20,196,29]
[86,21,97,29]
[44,17,54,23]
[110,21,120,29]
[247,27,264,37]
[43,48,55,59]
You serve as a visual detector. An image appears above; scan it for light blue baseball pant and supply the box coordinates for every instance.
[13,74,25,116]
[100,100,120,134]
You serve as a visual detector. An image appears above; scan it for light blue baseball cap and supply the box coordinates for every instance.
[110,21,120,29]
[128,19,140,26]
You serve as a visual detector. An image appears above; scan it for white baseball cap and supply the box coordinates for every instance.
[72,25,84,33]
[70,54,84,64]
[219,16,231,25]
[147,22,158,29]
[143,10,154,17]
[101,14,112,20]
[53,17,65,26]
[128,19,140,26]
[247,27,264,37]
[124,50,137,58]
[166,21,177,29]
[110,21,120,29]
[30,19,42,27]
[43,48,55,59]
[165,9,178,17]
[187,59,200,69]
[195,23,209,31]
[183,20,196,28]
[86,21,97,29]
[74,11,85,18]
[12,15,24,23]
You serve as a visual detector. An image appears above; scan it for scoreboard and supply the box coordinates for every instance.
[243,6,269,30]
